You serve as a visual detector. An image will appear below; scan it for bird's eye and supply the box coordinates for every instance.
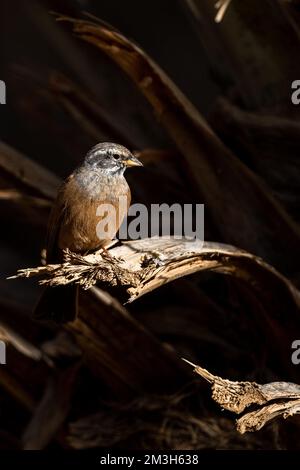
[112,154,120,160]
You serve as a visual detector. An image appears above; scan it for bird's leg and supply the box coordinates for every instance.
[99,243,125,263]
[91,245,113,260]
[100,246,111,257]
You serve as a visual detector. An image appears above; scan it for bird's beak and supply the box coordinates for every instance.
[125,155,143,167]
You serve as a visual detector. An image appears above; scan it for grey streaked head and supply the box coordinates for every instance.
[84,142,142,174]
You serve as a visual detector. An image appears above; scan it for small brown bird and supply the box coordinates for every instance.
[34,142,142,322]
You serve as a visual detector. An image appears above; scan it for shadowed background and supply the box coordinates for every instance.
[1,0,300,451]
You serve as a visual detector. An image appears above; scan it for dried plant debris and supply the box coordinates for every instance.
[67,392,277,450]
[8,248,141,291]
[0,140,60,200]
[214,0,233,23]
[211,98,300,222]
[184,359,300,433]
[9,237,300,310]
[22,359,81,450]
[9,237,300,376]
[0,321,45,363]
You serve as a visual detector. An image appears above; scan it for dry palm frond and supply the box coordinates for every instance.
[8,237,300,380]
[184,359,300,433]
[8,248,140,290]
[214,0,232,23]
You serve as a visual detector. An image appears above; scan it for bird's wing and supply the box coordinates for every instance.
[46,177,71,263]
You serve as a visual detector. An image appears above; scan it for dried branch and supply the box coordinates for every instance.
[22,364,79,450]
[214,0,232,22]
[212,97,300,222]
[0,140,60,200]
[9,248,140,290]
[0,321,44,362]
[184,359,300,433]
[20,332,82,450]
[9,237,300,378]
[10,237,300,304]
[0,368,36,412]
[49,72,134,148]
[0,189,51,208]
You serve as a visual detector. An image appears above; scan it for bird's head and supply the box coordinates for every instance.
[84,142,142,174]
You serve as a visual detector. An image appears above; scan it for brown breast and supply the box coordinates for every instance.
[57,172,131,253]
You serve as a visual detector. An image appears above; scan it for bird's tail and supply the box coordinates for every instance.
[33,285,78,323]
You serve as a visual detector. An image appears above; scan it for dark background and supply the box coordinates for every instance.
[1,0,300,450]
[1,0,221,174]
